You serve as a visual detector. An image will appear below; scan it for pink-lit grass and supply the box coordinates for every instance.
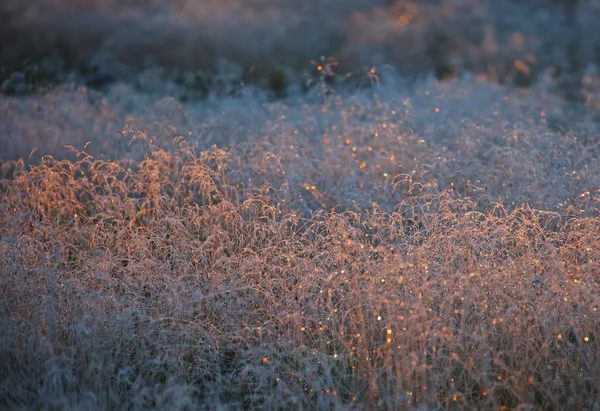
[1,75,600,409]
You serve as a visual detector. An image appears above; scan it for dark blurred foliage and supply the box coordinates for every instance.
[1,0,599,98]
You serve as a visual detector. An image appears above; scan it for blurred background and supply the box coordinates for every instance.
[1,0,599,98]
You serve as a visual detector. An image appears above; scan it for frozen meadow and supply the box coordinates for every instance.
[1,1,600,409]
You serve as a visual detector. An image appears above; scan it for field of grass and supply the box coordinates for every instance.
[2,1,600,410]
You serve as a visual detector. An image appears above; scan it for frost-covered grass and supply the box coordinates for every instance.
[1,72,600,410]
[2,1,600,409]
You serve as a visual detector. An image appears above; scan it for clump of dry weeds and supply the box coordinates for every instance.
[1,75,600,410]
